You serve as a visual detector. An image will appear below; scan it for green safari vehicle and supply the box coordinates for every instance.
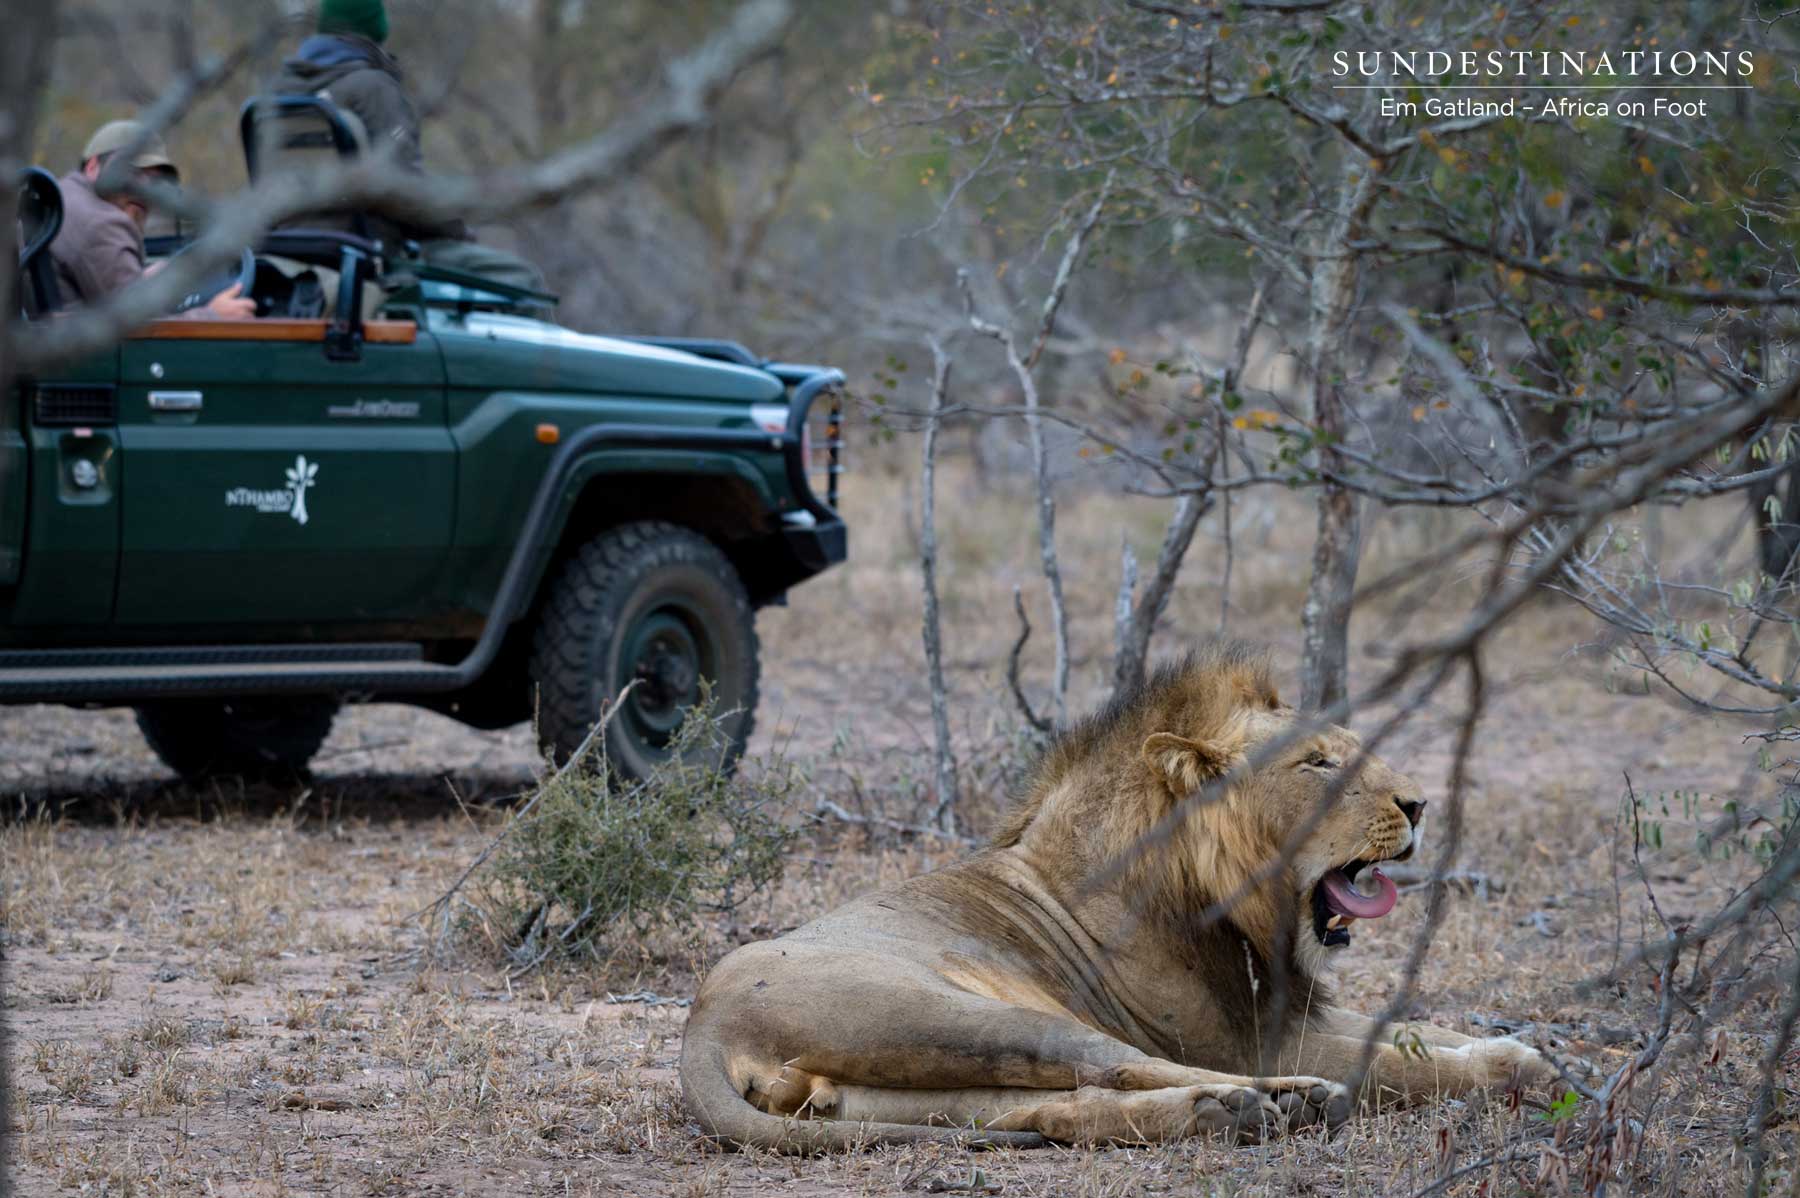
[4,162,846,781]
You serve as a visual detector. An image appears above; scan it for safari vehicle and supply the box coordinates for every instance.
[3,111,846,782]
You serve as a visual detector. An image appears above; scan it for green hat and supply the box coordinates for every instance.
[318,0,388,44]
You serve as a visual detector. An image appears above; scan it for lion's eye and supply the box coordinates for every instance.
[1302,752,1336,769]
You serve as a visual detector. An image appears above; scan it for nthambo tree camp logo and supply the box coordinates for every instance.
[225,455,320,525]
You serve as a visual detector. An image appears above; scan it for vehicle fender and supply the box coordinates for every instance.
[513,447,782,618]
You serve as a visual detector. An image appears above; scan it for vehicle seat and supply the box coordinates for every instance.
[15,167,64,319]
[256,254,385,322]
[241,95,395,315]
[239,95,372,240]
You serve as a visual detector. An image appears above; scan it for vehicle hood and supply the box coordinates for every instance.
[435,312,785,403]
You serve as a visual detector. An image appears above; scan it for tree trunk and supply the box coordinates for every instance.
[919,342,960,834]
[531,0,569,151]
[1751,460,1800,583]
[1298,158,1379,713]
[1299,433,1359,712]
[1018,358,1070,727]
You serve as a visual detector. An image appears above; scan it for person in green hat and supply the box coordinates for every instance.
[50,119,257,317]
[266,0,544,292]
[270,0,418,174]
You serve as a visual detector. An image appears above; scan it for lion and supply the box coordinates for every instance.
[680,642,1557,1152]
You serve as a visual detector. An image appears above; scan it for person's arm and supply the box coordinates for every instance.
[331,71,423,173]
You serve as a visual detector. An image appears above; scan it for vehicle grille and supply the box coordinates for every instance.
[31,384,117,426]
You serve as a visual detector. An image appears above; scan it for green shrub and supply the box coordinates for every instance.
[471,695,797,971]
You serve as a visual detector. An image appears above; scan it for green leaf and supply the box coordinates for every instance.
[1535,1090,1582,1123]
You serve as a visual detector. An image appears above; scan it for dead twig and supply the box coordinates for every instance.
[811,798,976,846]
[604,990,693,1008]
[1382,863,1505,898]
[1006,586,1051,734]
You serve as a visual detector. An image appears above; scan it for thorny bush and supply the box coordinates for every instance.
[470,695,798,970]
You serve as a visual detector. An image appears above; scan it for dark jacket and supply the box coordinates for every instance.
[267,34,467,243]
[49,171,146,304]
[271,34,422,172]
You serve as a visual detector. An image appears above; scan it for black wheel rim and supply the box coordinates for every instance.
[616,600,713,753]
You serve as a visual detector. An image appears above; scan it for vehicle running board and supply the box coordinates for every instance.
[0,643,423,669]
[0,642,441,703]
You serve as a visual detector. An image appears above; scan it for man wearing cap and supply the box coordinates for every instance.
[267,0,545,292]
[50,120,256,318]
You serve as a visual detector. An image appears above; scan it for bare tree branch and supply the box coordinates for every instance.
[1112,278,1267,696]
[962,183,1108,726]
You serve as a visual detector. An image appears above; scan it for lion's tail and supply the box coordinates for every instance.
[678,1032,1045,1155]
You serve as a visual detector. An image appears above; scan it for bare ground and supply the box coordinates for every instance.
[2,468,1796,1195]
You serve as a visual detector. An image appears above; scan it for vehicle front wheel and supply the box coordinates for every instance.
[529,521,759,780]
[134,696,339,781]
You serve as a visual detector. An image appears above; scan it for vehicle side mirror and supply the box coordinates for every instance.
[325,244,367,362]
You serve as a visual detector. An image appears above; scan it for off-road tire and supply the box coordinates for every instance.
[530,521,758,780]
[134,697,339,781]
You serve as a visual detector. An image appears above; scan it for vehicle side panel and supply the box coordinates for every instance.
[7,351,122,626]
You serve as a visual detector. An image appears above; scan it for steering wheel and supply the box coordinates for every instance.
[167,244,256,314]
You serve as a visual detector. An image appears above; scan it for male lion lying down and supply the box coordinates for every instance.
[681,643,1557,1151]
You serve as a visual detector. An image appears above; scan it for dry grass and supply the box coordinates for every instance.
[2,463,1796,1194]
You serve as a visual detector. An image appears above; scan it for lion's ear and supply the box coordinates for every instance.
[1142,732,1237,794]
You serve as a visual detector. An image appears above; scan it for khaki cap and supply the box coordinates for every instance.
[81,120,178,179]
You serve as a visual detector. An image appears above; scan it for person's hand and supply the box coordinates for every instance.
[205,282,256,320]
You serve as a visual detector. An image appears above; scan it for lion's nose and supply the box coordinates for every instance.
[1396,798,1426,827]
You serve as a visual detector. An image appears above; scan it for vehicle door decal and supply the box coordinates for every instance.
[225,454,319,524]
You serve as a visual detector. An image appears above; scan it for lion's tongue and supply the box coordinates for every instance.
[1321,868,1398,920]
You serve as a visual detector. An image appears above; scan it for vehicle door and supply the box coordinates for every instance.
[112,319,454,627]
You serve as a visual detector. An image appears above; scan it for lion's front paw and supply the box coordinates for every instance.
[1188,1084,1282,1145]
[1263,1076,1352,1134]
[1455,1037,1558,1091]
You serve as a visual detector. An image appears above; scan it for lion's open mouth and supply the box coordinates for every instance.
[1310,859,1399,948]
